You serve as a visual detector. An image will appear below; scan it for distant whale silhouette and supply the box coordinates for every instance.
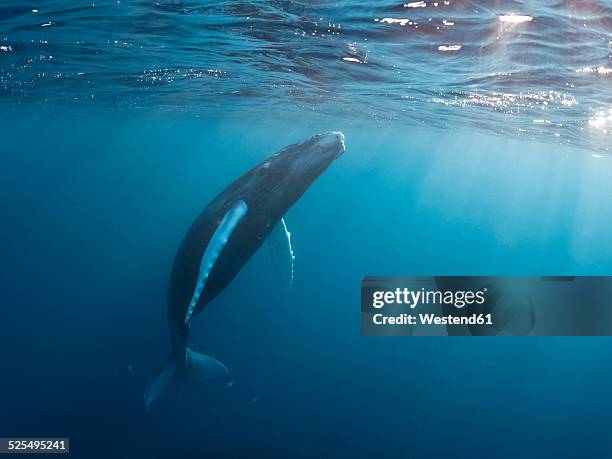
[145,132,345,410]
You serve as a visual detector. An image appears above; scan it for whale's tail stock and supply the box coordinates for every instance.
[144,347,230,411]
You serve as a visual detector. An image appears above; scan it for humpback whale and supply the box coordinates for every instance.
[145,132,345,409]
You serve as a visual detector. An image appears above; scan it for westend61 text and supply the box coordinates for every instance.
[372,313,493,326]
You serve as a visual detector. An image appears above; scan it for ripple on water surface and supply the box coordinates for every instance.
[0,0,610,151]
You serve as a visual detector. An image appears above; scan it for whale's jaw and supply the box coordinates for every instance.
[281,131,345,178]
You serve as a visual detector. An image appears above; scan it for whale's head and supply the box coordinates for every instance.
[246,131,345,218]
[304,131,346,162]
[276,130,345,177]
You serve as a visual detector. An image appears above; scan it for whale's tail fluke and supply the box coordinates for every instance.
[144,348,230,412]
[144,356,177,412]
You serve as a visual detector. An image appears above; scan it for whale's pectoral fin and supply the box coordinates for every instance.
[267,217,295,287]
[185,200,249,324]
[185,347,230,382]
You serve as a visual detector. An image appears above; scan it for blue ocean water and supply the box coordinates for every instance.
[1,1,612,458]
